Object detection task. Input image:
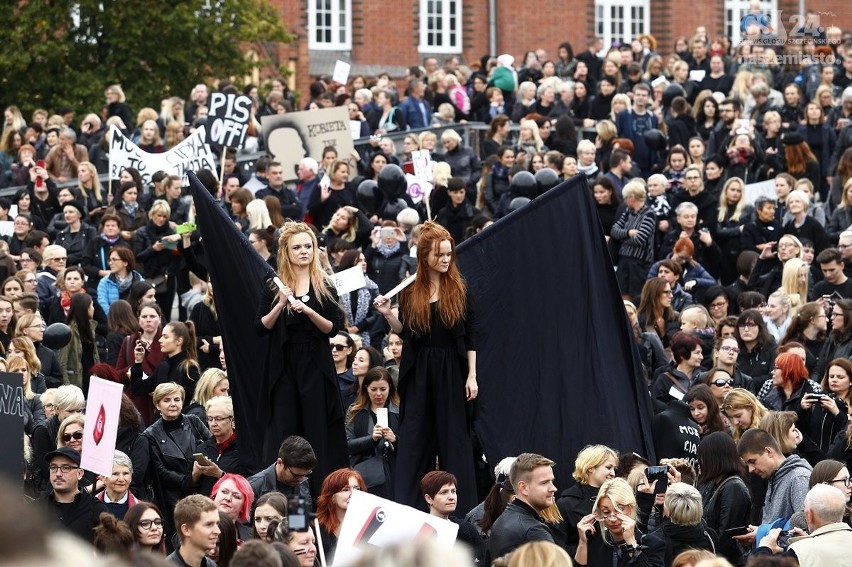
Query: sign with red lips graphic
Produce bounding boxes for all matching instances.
[80,378,123,476]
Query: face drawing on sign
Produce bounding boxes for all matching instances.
[267,127,307,181]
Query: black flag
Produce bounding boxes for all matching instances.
[455,175,655,489]
[188,171,271,473]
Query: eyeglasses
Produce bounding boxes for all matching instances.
[828,477,852,487]
[595,508,624,522]
[709,302,728,309]
[107,257,122,263]
[330,344,348,351]
[43,403,55,410]
[62,431,84,442]
[139,519,164,530]
[28,323,46,330]
[49,464,79,474]
[286,464,312,479]
[207,415,233,423]
[712,378,735,387]
[737,322,757,329]
[832,312,844,318]
[719,345,740,354]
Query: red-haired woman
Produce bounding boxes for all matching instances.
[758,351,823,412]
[316,468,367,562]
[374,221,478,513]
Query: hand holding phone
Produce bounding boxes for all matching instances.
[192,453,213,466]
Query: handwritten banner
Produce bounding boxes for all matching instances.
[206,93,252,148]
[109,125,217,186]
[0,372,25,481]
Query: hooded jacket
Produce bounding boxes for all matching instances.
[762,454,812,523]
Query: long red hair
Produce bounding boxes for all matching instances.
[316,468,367,535]
[400,222,467,335]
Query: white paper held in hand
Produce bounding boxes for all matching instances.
[333,60,351,85]
[332,265,367,295]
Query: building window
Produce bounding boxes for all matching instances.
[725,0,779,48]
[595,0,649,49]
[419,0,461,54]
[308,0,351,50]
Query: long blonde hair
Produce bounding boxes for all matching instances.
[717,177,749,223]
[77,161,103,203]
[274,222,335,306]
[721,388,768,441]
[779,259,807,316]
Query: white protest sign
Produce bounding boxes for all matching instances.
[411,150,432,182]
[744,179,777,205]
[333,60,352,86]
[207,93,253,148]
[80,377,124,477]
[349,120,362,140]
[0,221,13,238]
[109,125,217,187]
[405,173,433,205]
[332,490,458,567]
[332,265,367,295]
[689,70,706,82]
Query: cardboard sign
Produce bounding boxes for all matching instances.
[207,93,253,148]
[744,179,777,205]
[411,150,432,182]
[261,108,355,182]
[332,265,367,295]
[0,372,25,482]
[109,125,217,187]
[689,70,706,82]
[405,174,433,205]
[80,377,124,477]
[333,490,458,567]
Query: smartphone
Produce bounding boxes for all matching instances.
[376,407,389,428]
[380,228,395,239]
[192,453,212,466]
[724,526,750,537]
[35,160,45,188]
[645,465,667,481]
[288,496,308,531]
[653,475,669,495]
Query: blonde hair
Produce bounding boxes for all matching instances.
[717,177,749,223]
[573,445,618,484]
[192,369,228,406]
[76,161,103,203]
[432,161,452,188]
[57,414,85,447]
[622,180,647,201]
[54,384,85,413]
[152,382,185,406]
[507,541,573,567]
[663,482,704,526]
[518,119,545,152]
[721,388,768,440]
[148,199,171,220]
[6,355,34,400]
[593,478,637,534]
[779,259,807,316]
[759,410,799,452]
[274,222,336,306]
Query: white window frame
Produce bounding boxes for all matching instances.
[724,0,779,48]
[308,0,351,51]
[595,0,649,50]
[418,0,462,54]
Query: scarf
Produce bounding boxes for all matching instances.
[578,162,599,178]
[377,241,400,258]
[60,291,73,317]
[100,233,120,244]
[340,277,379,345]
[726,146,754,165]
[123,201,139,217]
[113,272,135,295]
[492,163,509,179]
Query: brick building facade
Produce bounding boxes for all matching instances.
[266,0,852,105]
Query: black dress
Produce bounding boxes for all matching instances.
[394,297,478,514]
[254,281,349,500]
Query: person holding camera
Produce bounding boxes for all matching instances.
[115,301,164,426]
[758,351,824,413]
[797,358,850,453]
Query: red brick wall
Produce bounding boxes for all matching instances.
[268,0,852,105]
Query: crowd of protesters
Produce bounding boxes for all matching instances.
[7,10,852,567]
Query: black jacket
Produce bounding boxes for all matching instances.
[651,519,718,567]
[30,415,61,492]
[54,224,98,267]
[131,351,201,404]
[487,499,553,563]
[247,463,313,510]
[135,221,177,278]
[199,435,253,497]
[144,414,211,522]
[556,483,599,553]
[116,424,153,501]
[41,489,109,544]
[698,475,751,564]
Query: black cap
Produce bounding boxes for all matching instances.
[782,131,804,145]
[44,446,81,466]
[62,200,86,218]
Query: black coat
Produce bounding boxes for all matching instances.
[556,483,599,554]
[651,519,719,567]
[41,489,109,544]
[144,415,211,529]
[30,415,60,492]
[131,351,201,404]
[134,221,177,278]
[365,245,416,295]
[116,425,153,501]
[796,392,849,452]
[345,405,400,497]
[487,500,554,563]
[698,476,751,565]
[199,435,253,497]
[37,342,63,389]
[189,302,222,371]
[54,224,98,267]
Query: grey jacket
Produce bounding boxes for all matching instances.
[762,455,812,523]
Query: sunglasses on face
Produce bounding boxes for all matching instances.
[712,378,734,387]
[330,344,348,351]
[62,431,83,442]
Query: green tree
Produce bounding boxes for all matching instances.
[0,0,291,117]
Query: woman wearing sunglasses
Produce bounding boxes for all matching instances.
[575,478,665,566]
[56,413,98,490]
